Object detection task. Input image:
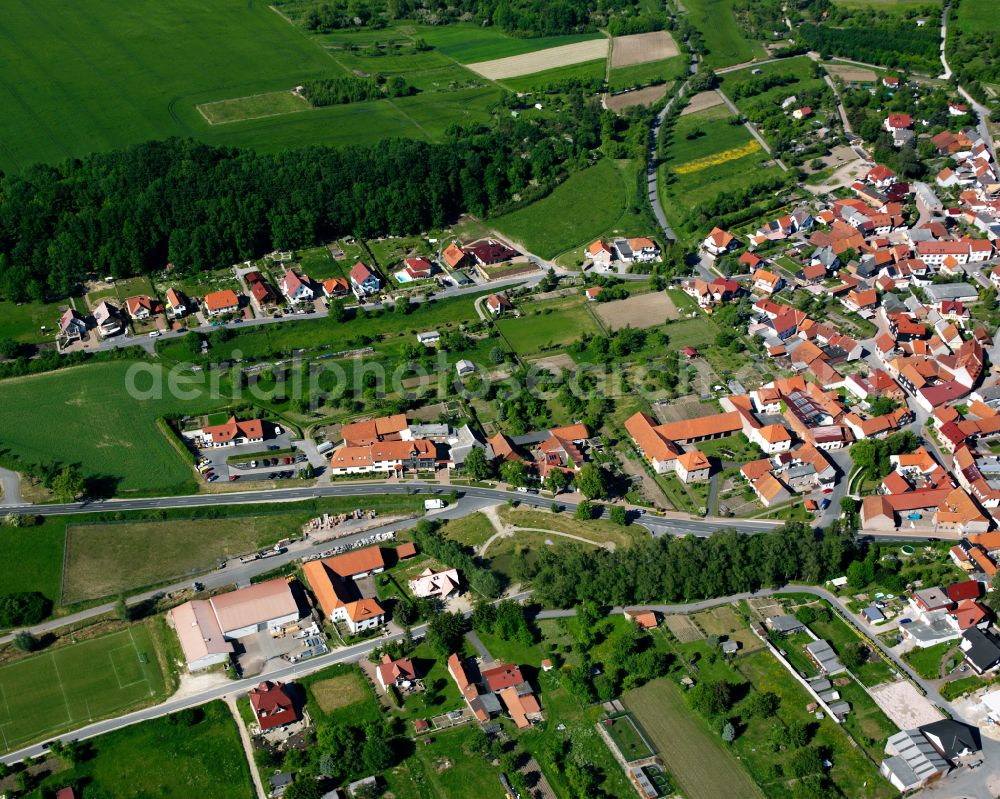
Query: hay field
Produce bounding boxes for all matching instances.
[606,84,669,110]
[681,90,725,116]
[467,38,609,79]
[611,31,679,68]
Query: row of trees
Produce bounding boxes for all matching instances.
[411,519,504,597]
[300,75,413,106]
[0,103,603,302]
[522,521,857,608]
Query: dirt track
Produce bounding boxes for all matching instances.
[468,39,609,80]
[611,31,679,68]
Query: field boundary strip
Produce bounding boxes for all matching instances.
[674,140,761,174]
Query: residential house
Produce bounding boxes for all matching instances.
[246,272,276,307]
[881,729,949,792]
[349,262,382,298]
[201,416,265,447]
[468,240,519,267]
[624,237,661,262]
[165,288,190,318]
[203,289,241,317]
[442,243,469,270]
[675,450,711,483]
[486,293,513,315]
[93,300,124,337]
[376,654,419,692]
[329,439,437,475]
[279,269,315,303]
[408,568,461,600]
[249,681,299,730]
[403,257,436,280]
[960,627,1000,674]
[323,277,350,298]
[586,240,614,269]
[59,308,88,342]
[703,227,737,256]
[752,269,781,295]
[125,295,155,321]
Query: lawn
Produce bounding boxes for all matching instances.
[489,159,634,260]
[496,296,602,356]
[720,57,828,115]
[624,678,763,799]
[0,623,167,753]
[0,300,59,345]
[903,641,954,679]
[606,713,655,761]
[438,512,496,549]
[22,701,253,799]
[682,0,767,70]
[496,505,645,548]
[301,663,381,727]
[411,25,606,65]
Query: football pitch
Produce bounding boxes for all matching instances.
[0,625,165,753]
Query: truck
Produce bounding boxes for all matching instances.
[424,498,446,510]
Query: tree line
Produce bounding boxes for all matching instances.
[300,75,414,106]
[517,521,857,608]
[0,102,602,303]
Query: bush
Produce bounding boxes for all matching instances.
[0,592,52,628]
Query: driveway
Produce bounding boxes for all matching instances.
[0,468,22,506]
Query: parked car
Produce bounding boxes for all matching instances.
[230,474,239,481]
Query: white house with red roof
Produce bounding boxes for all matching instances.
[279,269,315,303]
[486,293,513,315]
[125,295,155,321]
[586,240,614,270]
[885,114,913,133]
[201,416,266,447]
[59,308,88,342]
[165,288,190,318]
[349,261,381,298]
[403,257,436,280]
[408,567,461,600]
[703,227,737,257]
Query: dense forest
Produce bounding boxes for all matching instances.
[521,522,856,608]
[798,22,941,72]
[0,101,602,302]
[277,0,640,36]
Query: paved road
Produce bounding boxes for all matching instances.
[0,468,22,506]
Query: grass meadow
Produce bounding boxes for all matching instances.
[682,0,767,70]
[489,159,634,260]
[22,700,253,799]
[0,300,59,345]
[498,59,608,93]
[0,624,166,753]
[496,296,602,355]
[0,515,65,606]
[953,0,998,35]
[608,55,688,92]
[719,56,827,114]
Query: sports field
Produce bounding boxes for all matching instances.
[682,0,767,70]
[0,625,166,753]
[489,159,633,260]
[198,91,311,125]
[0,361,226,495]
[624,679,762,799]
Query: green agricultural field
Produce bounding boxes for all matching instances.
[683,0,767,70]
[834,0,940,7]
[384,24,605,65]
[0,361,224,495]
[0,624,167,753]
[498,59,608,93]
[490,159,633,260]
[0,0,338,171]
[608,55,688,92]
[496,296,601,355]
[625,679,763,799]
[22,701,253,799]
[953,0,997,32]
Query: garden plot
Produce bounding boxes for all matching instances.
[467,39,609,79]
[594,292,678,330]
[664,614,703,643]
[610,31,679,68]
